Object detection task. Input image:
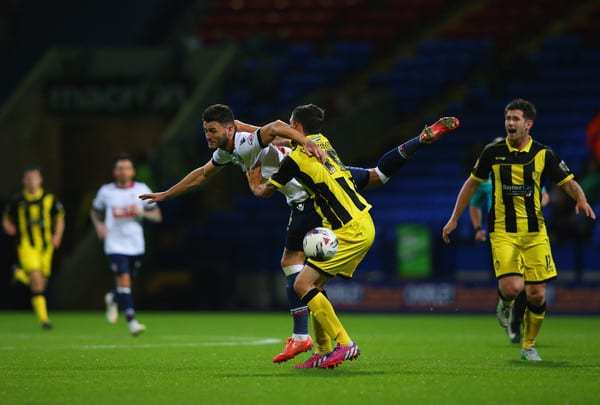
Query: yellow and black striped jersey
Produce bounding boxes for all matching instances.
[471,136,573,234]
[3,189,64,250]
[269,133,372,230]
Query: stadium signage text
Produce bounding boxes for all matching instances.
[46,81,189,114]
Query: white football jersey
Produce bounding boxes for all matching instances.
[212,131,309,205]
[211,131,263,172]
[92,182,156,255]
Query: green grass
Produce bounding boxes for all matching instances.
[1,312,599,404]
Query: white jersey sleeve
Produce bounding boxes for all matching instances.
[92,185,107,211]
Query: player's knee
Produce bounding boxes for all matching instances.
[499,284,520,300]
[30,285,45,294]
[293,277,309,297]
[281,252,304,270]
[526,289,545,306]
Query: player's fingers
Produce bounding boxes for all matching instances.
[575,205,580,215]
[319,149,328,163]
[588,206,596,220]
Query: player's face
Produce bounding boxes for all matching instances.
[22,170,42,192]
[505,109,532,143]
[113,160,135,184]
[203,121,233,150]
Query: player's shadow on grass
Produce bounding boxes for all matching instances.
[220,370,387,378]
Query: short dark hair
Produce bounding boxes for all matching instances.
[203,104,235,124]
[113,153,134,168]
[23,165,42,175]
[291,104,325,134]
[505,98,537,121]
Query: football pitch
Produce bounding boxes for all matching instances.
[1,312,599,404]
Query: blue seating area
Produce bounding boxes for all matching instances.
[182,35,599,282]
[224,41,374,123]
[370,40,492,114]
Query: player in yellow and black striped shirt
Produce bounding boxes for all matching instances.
[250,127,375,369]
[2,166,65,329]
[442,99,596,361]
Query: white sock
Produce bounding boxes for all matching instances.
[292,333,310,341]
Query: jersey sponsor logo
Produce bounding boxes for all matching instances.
[248,134,254,145]
[559,160,570,173]
[112,205,139,219]
[502,184,533,197]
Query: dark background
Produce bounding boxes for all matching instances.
[1,0,599,312]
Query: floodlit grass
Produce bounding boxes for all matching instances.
[1,312,599,404]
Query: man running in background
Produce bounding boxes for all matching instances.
[91,154,162,336]
[3,166,65,329]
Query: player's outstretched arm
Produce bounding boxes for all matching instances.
[139,160,223,203]
[236,119,290,146]
[260,120,327,162]
[560,179,596,219]
[235,120,260,133]
[442,176,480,243]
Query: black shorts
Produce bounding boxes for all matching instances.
[285,201,323,252]
[108,254,143,275]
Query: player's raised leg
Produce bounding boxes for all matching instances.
[355,116,460,189]
[12,265,30,286]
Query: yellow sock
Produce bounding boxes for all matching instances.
[311,312,333,354]
[522,303,546,349]
[13,268,30,286]
[303,290,351,346]
[31,294,49,323]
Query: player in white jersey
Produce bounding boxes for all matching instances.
[91,154,162,336]
[241,104,458,365]
[140,103,459,363]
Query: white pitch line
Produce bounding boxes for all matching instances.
[80,338,281,350]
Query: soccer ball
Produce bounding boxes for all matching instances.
[303,227,339,261]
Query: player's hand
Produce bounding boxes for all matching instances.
[474,229,487,242]
[575,200,596,220]
[95,223,108,240]
[304,140,328,163]
[246,164,263,188]
[2,220,16,236]
[139,191,169,203]
[442,219,457,244]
